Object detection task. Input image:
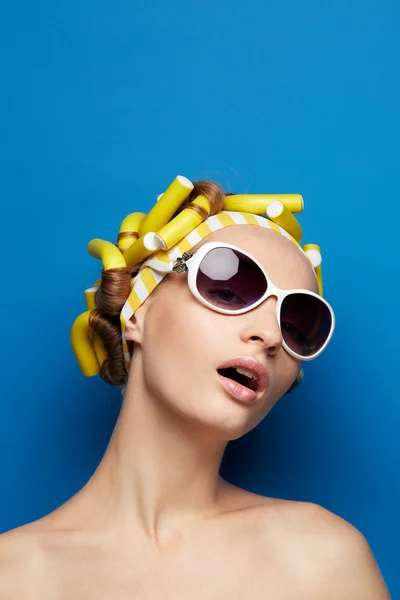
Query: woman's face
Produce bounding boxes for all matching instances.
[125,225,319,439]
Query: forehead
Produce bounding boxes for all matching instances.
[193,224,318,293]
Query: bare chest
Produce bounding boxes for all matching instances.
[43,537,317,600]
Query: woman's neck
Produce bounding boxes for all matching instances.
[72,378,230,549]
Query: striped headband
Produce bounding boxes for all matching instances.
[71,175,324,382]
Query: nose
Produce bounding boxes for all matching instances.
[240,297,283,356]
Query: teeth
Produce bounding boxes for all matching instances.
[235,367,257,381]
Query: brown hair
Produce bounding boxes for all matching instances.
[89,179,299,394]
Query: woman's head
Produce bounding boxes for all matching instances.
[120,223,319,439]
[76,177,334,437]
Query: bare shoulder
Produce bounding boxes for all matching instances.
[0,526,42,568]
[257,499,391,599]
[0,526,49,600]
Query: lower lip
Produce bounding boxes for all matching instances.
[217,374,258,404]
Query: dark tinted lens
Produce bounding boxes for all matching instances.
[281,293,332,357]
[196,247,267,310]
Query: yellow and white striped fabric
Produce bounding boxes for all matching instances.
[120,210,310,370]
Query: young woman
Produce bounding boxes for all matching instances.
[0,178,390,599]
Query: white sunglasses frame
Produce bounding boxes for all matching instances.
[172,241,335,361]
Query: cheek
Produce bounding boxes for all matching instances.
[141,296,214,392]
[153,287,220,352]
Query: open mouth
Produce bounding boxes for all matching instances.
[217,367,258,392]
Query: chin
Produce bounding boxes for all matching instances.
[199,395,267,437]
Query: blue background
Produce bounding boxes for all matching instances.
[0,0,398,594]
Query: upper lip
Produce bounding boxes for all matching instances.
[217,356,269,395]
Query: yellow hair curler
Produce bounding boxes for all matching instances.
[302,243,322,268]
[302,243,323,296]
[84,288,97,311]
[138,175,194,236]
[266,201,303,243]
[71,311,100,376]
[154,194,212,250]
[88,239,126,271]
[314,264,323,297]
[122,231,160,267]
[223,194,304,214]
[117,212,146,252]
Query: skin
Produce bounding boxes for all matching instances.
[0,225,391,599]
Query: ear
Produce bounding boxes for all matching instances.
[124,303,148,346]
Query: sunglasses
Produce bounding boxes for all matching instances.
[170,241,335,361]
